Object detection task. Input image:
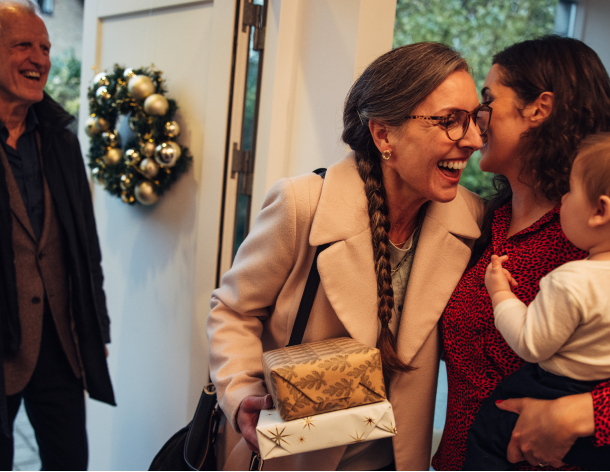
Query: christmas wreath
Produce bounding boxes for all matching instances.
[85,65,192,205]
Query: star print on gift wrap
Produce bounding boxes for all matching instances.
[379,421,398,435]
[302,417,316,431]
[349,430,366,443]
[267,425,292,446]
[85,65,192,205]
[363,415,376,427]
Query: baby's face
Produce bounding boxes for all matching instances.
[561,160,594,251]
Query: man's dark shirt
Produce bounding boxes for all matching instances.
[0,108,44,241]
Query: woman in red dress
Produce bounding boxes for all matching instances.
[433,36,610,470]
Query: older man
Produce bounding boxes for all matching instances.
[0,1,115,469]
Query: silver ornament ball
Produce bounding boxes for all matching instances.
[128,75,155,100]
[155,141,181,168]
[140,158,160,178]
[85,117,99,137]
[143,94,169,116]
[128,114,139,131]
[91,167,102,181]
[104,148,123,166]
[134,181,159,205]
[120,174,133,190]
[92,72,109,88]
[102,131,121,147]
[125,149,141,165]
[123,68,136,80]
[96,86,111,105]
[164,121,180,138]
[140,140,156,158]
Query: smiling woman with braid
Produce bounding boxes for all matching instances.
[207,42,487,471]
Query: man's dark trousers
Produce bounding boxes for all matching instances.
[0,303,87,471]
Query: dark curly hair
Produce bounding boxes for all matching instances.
[471,35,610,265]
[341,42,468,376]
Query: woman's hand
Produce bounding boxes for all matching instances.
[496,393,595,468]
[237,394,274,453]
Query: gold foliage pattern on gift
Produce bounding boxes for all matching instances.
[262,338,386,421]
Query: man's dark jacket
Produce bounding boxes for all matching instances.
[0,93,116,435]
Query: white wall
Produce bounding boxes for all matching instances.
[251,0,397,221]
[573,0,610,71]
[79,1,234,469]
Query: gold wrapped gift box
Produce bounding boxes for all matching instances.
[262,337,386,421]
[256,400,397,460]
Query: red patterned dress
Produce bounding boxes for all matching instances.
[432,202,610,470]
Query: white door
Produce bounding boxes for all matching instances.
[78,1,244,469]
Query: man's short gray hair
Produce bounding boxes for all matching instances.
[0,0,42,38]
[0,0,41,16]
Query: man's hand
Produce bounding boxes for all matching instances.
[237,394,273,453]
[485,254,518,307]
[496,393,595,468]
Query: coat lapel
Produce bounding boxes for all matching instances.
[0,146,37,242]
[396,189,481,365]
[309,155,379,348]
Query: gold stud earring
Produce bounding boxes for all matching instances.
[382,150,392,160]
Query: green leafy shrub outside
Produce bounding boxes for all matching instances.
[44,49,81,133]
[393,0,557,197]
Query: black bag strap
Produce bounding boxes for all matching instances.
[287,167,328,347]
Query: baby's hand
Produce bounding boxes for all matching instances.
[485,254,518,307]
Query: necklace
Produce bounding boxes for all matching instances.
[389,238,407,249]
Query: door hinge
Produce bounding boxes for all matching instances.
[242,0,265,51]
[231,143,254,196]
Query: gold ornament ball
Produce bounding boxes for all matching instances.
[94,116,110,132]
[92,72,109,88]
[154,141,181,168]
[128,75,155,100]
[140,158,160,178]
[102,130,121,147]
[140,140,156,158]
[125,149,141,165]
[143,94,169,116]
[123,68,136,80]
[134,181,159,205]
[96,86,111,105]
[164,121,180,138]
[104,148,123,166]
[120,173,133,190]
[85,117,99,137]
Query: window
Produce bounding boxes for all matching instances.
[394,0,571,198]
[37,0,53,15]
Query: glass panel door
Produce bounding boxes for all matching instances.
[216,0,267,285]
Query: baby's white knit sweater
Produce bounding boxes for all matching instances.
[495,260,610,381]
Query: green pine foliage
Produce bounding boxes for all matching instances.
[394,0,557,197]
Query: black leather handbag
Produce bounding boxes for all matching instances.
[149,168,327,471]
[149,382,220,470]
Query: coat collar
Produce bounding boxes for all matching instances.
[309,153,481,360]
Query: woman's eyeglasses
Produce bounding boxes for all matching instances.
[405,104,493,142]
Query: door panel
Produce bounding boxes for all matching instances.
[79,1,237,469]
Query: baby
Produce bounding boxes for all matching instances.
[464,133,610,470]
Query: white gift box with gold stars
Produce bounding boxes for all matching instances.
[256,400,397,460]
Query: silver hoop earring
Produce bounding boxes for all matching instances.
[382,150,391,160]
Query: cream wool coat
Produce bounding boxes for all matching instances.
[207,154,483,470]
